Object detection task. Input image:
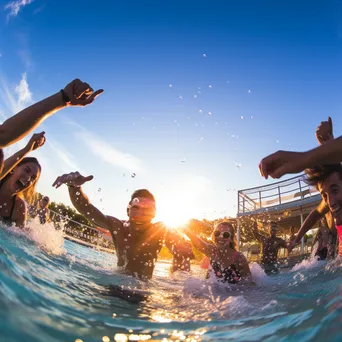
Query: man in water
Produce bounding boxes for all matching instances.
[252,221,287,275]
[52,172,194,280]
[287,117,337,257]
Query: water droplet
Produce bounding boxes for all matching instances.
[131,173,136,178]
[208,112,212,116]
[194,94,197,98]
[113,231,118,235]
[209,85,212,89]
[181,159,186,163]
[169,84,172,87]
[98,188,101,192]
[250,116,253,119]
[248,90,251,93]
[141,117,144,120]
[76,191,80,195]
[276,140,279,143]
[202,53,207,57]
[240,116,244,119]
[199,109,203,114]
[179,95,183,100]
[123,173,126,177]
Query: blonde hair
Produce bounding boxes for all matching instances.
[211,221,237,250]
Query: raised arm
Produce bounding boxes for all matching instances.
[288,202,326,253]
[316,117,334,146]
[0,132,46,180]
[0,79,103,148]
[252,221,266,244]
[181,219,216,256]
[52,172,112,230]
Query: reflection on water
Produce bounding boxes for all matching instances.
[1,225,342,341]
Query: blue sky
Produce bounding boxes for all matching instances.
[0,0,342,225]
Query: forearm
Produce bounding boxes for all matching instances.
[68,186,109,229]
[0,92,65,148]
[294,209,322,244]
[304,135,342,167]
[182,229,210,255]
[0,145,31,179]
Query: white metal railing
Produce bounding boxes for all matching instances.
[237,174,319,215]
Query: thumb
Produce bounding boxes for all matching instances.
[85,89,104,104]
[84,175,94,183]
[328,116,333,133]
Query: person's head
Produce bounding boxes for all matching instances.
[2,157,41,204]
[305,164,342,225]
[211,221,237,250]
[40,196,50,208]
[127,189,156,224]
[269,221,278,238]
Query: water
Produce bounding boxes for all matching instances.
[1,224,342,342]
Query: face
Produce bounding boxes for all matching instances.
[213,223,233,249]
[128,197,156,224]
[40,196,50,208]
[10,162,40,194]
[269,224,277,237]
[319,172,342,225]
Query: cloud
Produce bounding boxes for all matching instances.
[0,72,33,114]
[66,120,143,172]
[77,130,143,172]
[4,0,33,20]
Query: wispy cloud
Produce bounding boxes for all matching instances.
[66,120,143,172]
[4,0,33,20]
[0,72,33,114]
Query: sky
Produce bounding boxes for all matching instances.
[0,0,342,226]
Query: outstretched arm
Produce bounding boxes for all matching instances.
[252,221,266,244]
[0,132,46,180]
[52,172,112,230]
[0,79,103,148]
[181,219,216,256]
[288,202,326,253]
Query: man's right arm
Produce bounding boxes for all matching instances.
[252,222,266,244]
[68,186,112,230]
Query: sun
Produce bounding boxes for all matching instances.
[155,192,195,229]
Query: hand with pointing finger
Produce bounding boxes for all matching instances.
[52,172,94,189]
[63,79,103,107]
[316,117,333,145]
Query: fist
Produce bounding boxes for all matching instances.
[26,132,46,151]
[316,117,333,145]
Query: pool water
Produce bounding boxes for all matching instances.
[1,224,342,342]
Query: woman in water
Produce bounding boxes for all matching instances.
[0,133,45,227]
[183,220,251,283]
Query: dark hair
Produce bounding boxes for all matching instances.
[212,221,237,250]
[130,189,155,203]
[305,164,342,188]
[2,157,41,204]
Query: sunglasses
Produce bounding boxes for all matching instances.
[214,231,231,239]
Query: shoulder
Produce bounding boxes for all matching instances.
[106,216,124,229]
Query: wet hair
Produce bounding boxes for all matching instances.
[212,221,237,250]
[1,157,41,204]
[130,189,155,203]
[305,164,342,189]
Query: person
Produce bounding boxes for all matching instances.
[0,157,41,227]
[182,220,251,283]
[303,163,342,257]
[277,117,338,255]
[30,195,51,225]
[312,218,333,261]
[252,221,287,275]
[52,171,194,280]
[0,78,103,173]
[0,132,46,227]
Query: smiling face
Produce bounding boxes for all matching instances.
[213,223,234,250]
[269,223,277,238]
[128,197,156,224]
[40,196,50,208]
[9,162,41,194]
[318,171,342,225]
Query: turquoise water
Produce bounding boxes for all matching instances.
[1,226,342,342]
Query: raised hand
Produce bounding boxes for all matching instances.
[259,150,308,179]
[26,132,46,151]
[63,79,103,107]
[52,171,94,189]
[316,117,333,145]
